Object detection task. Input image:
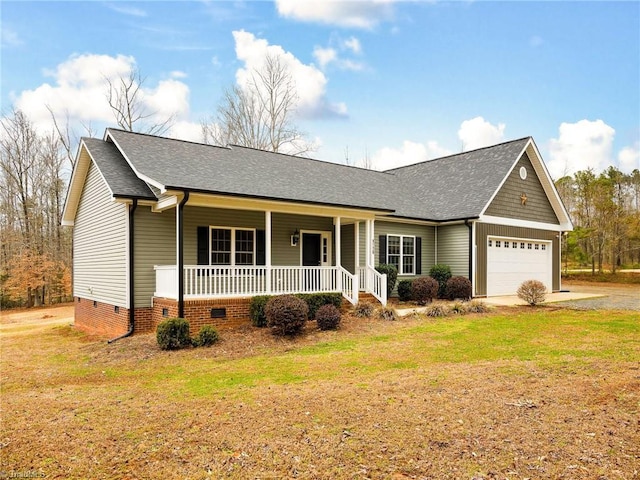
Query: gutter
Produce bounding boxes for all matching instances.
[464,219,473,287]
[177,191,190,318]
[108,199,138,344]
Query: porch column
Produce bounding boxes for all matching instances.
[176,192,189,318]
[265,211,272,294]
[365,219,374,268]
[335,216,342,292]
[354,221,360,271]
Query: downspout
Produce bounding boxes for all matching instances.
[177,191,190,318]
[464,219,473,292]
[108,199,138,344]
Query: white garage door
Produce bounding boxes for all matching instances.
[486,237,552,296]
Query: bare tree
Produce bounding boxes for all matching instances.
[202,54,314,155]
[46,106,95,169]
[106,69,174,135]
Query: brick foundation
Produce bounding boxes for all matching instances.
[76,293,382,337]
[152,297,251,335]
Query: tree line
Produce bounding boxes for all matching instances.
[556,167,640,273]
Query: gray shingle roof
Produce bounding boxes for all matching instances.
[83,138,156,200]
[107,129,398,212]
[97,128,530,221]
[386,137,530,220]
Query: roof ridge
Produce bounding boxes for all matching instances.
[106,127,232,151]
[384,136,531,173]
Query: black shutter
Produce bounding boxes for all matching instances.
[378,235,386,265]
[256,230,266,266]
[415,237,422,274]
[197,226,209,265]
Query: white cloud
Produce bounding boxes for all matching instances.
[105,3,147,17]
[170,70,188,79]
[275,0,396,29]
[618,143,640,173]
[547,119,616,179]
[13,53,195,142]
[1,27,23,48]
[344,36,362,54]
[313,47,337,70]
[232,30,347,118]
[372,140,452,171]
[458,116,506,151]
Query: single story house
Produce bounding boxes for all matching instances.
[62,128,572,337]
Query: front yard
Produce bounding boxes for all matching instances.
[1,303,638,479]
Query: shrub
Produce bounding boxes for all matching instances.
[375,264,398,299]
[517,280,547,306]
[249,295,272,327]
[297,292,343,319]
[265,294,308,336]
[411,277,439,305]
[397,279,413,302]
[353,302,375,318]
[377,306,397,321]
[445,276,472,300]
[192,325,220,347]
[316,304,341,330]
[429,264,452,298]
[156,318,191,350]
[467,300,491,313]
[450,302,468,315]
[425,304,450,318]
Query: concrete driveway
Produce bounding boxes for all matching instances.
[484,282,640,310]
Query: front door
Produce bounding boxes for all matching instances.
[302,233,321,266]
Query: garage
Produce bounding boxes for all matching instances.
[486,236,552,296]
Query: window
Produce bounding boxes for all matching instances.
[520,242,525,249]
[535,243,539,250]
[541,244,547,251]
[496,240,501,248]
[527,243,532,250]
[210,227,255,265]
[512,242,518,249]
[504,241,509,248]
[387,235,415,275]
[488,240,492,247]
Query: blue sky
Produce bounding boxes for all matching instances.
[2,1,639,177]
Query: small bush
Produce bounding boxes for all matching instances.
[411,277,439,305]
[377,306,397,321]
[445,276,472,300]
[425,304,450,318]
[375,264,398,299]
[467,300,491,313]
[517,280,547,306]
[156,318,191,350]
[429,264,452,298]
[316,304,341,330]
[192,325,220,347]
[297,292,343,319]
[450,302,468,315]
[353,302,375,318]
[249,295,272,327]
[397,279,413,302]
[265,294,308,336]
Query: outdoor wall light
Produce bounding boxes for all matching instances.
[291,229,300,246]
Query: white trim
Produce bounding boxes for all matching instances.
[209,226,257,266]
[153,195,178,212]
[479,214,569,232]
[471,221,477,296]
[434,225,438,264]
[480,142,528,218]
[125,202,131,309]
[105,131,166,192]
[386,233,416,276]
[354,221,360,270]
[299,230,332,267]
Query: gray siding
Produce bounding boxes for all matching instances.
[374,221,436,279]
[272,213,333,266]
[134,207,176,307]
[184,206,265,264]
[73,161,128,306]
[341,223,355,273]
[436,224,470,278]
[485,152,559,224]
[475,223,560,296]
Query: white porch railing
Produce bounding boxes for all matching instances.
[358,266,388,306]
[154,265,361,305]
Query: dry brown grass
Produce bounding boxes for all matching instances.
[1,304,638,479]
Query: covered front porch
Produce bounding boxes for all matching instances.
[149,192,388,311]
